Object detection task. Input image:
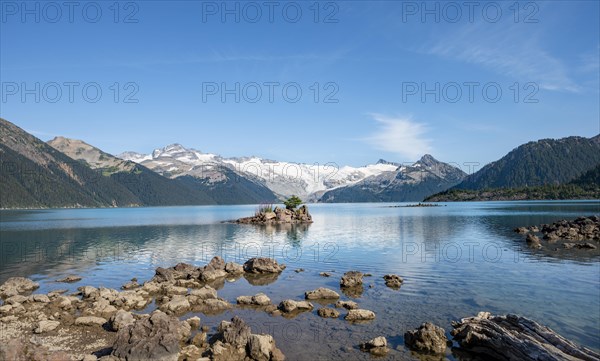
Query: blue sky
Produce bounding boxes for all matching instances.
[1,1,599,169]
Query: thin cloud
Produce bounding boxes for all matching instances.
[425,15,580,93]
[364,114,433,160]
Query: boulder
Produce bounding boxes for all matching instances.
[405,322,447,354]
[278,299,314,313]
[345,309,375,321]
[451,312,599,361]
[112,310,191,361]
[31,294,51,303]
[360,336,388,356]
[225,262,244,275]
[34,320,61,333]
[191,285,217,300]
[236,293,271,306]
[161,295,191,314]
[0,277,39,299]
[340,271,363,288]
[110,310,136,331]
[243,258,286,274]
[305,287,340,300]
[526,233,541,248]
[334,300,359,310]
[383,274,403,288]
[317,308,340,318]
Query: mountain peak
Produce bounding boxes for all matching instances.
[376,159,399,166]
[416,154,438,166]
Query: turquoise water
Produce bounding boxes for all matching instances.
[1,201,599,360]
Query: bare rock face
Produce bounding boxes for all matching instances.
[451,312,600,361]
[0,277,40,299]
[304,287,340,300]
[243,258,286,274]
[340,271,363,288]
[404,322,447,354]
[112,310,191,361]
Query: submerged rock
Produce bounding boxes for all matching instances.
[404,322,447,354]
[56,275,82,283]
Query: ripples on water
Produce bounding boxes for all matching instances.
[1,201,599,360]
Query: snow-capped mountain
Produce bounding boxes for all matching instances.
[119,144,399,200]
[319,154,467,202]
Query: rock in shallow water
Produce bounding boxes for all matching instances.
[345,309,375,321]
[404,322,447,354]
[451,312,600,361]
[112,310,191,361]
[243,258,286,274]
[304,287,340,300]
[340,271,363,288]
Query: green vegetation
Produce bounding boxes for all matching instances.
[425,165,600,202]
[256,203,274,215]
[455,136,600,190]
[283,195,303,210]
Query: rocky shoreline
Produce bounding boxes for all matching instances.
[0,256,597,360]
[515,215,599,253]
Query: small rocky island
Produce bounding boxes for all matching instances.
[236,196,313,225]
[515,215,599,253]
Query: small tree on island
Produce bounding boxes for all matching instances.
[283,195,303,210]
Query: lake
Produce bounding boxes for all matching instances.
[1,201,599,360]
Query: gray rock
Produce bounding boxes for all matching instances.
[334,300,359,310]
[317,307,340,318]
[405,322,447,354]
[243,258,286,274]
[112,310,191,361]
[360,336,388,356]
[110,310,135,331]
[278,299,314,313]
[340,271,363,288]
[56,275,82,283]
[345,309,375,321]
[383,274,403,288]
[0,277,39,299]
[305,287,340,300]
[236,293,271,306]
[34,320,60,333]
